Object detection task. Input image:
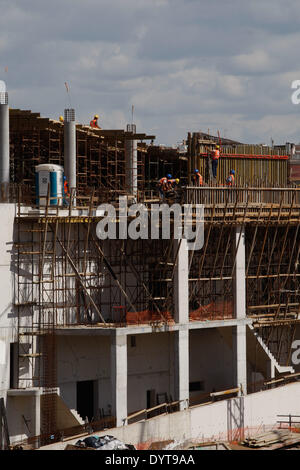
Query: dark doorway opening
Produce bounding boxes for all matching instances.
[76,380,94,422]
[146,389,156,409]
[10,343,18,389]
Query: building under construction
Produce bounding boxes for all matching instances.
[0,86,300,449]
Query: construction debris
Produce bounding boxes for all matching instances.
[72,435,135,450]
[242,429,300,449]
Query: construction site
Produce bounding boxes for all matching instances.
[1,82,300,451]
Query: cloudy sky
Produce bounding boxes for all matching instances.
[1,0,300,145]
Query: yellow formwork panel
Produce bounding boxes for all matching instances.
[195,156,288,186]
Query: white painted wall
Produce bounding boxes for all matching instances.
[0,204,16,399]
[6,395,35,442]
[40,381,300,449]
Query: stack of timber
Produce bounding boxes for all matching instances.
[242,429,300,449]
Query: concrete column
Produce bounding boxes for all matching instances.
[64,108,76,192]
[173,238,189,323]
[0,90,9,188]
[233,226,247,395]
[110,332,127,427]
[125,124,137,200]
[270,361,275,380]
[234,226,246,320]
[232,325,247,395]
[174,327,189,410]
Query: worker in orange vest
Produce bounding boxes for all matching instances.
[192,169,203,186]
[157,175,169,200]
[168,178,180,188]
[63,176,70,205]
[211,144,220,179]
[226,169,235,186]
[90,114,101,129]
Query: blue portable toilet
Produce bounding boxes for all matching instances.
[35,164,64,206]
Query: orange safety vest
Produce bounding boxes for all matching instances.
[90,119,99,128]
[212,149,220,160]
[192,173,203,186]
[196,173,203,186]
[158,177,168,190]
[64,180,70,196]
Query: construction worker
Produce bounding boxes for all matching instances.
[211,144,220,179]
[90,114,101,129]
[63,175,70,205]
[166,173,174,190]
[165,177,180,202]
[167,177,180,190]
[59,115,64,123]
[157,175,170,201]
[226,169,235,186]
[192,169,203,186]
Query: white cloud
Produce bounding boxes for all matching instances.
[231,50,275,74]
[219,75,246,97]
[1,0,300,145]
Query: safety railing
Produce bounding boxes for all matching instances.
[247,372,300,394]
[3,182,300,209]
[126,400,182,425]
[189,387,240,407]
[3,182,300,222]
[9,415,116,450]
[185,186,300,206]
[277,414,300,430]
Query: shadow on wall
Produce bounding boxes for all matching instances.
[6,395,34,442]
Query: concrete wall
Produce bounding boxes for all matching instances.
[189,328,234,397]
[6,395,35,442]
[57,335,111,416]
[127,332,175,413]
[57,327,255,421]
[0,204,16,399]
[40,381,300,449]
[56,327,241,422]
[57,332,176,418]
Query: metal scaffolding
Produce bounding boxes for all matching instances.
[9,109,154,202]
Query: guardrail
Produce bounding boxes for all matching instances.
[126,400,182,425]
[127,388,241,424]
[189,387,240,407]
[185,186,300,206]
[277,414,300,429]
[2,182,300,208]
[247,371,300,394]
